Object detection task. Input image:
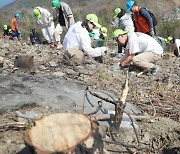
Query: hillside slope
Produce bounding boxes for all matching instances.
[0,0,179,38]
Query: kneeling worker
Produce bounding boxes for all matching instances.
[63,14,108,58]
[3,25,12,37]
[113,29,163,74]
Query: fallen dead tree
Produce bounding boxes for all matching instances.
[89,71,129,131]
[88,71,145,153]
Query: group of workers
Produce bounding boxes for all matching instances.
[2,0,180,75]
[3,13,22,40]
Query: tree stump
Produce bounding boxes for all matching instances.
[14,55,34,70]
[24,113,104,154]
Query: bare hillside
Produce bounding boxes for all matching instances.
[0,0,179,37]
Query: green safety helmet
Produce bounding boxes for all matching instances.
[3,25,8,30]
[52,0,61,8]
[113,8,121,18]
[113,29,129,38]
[167,36,173,42]
[86,14,101,28]
[100,27,108,37]
[33,8,41,19]
[165,36,173,44]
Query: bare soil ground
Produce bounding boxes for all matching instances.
[0,38,179,154]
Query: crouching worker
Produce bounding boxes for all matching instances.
[63,14,108,58]
[165,36,180,57]
[32,7,55,47]
[113,29,163,74]
[3,25,12,37]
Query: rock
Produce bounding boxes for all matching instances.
[64,68,79,75]
[38,65,47,70]
[6,139,12,144]
[64,48,84,65]
[15,111,39,122]
[0,56,4,67]
[49,60,58,67]
[159,91,166,97]
[53,71,66,77]
[120,119,139,129]
[112,63,120,70]
[140,98,151,105]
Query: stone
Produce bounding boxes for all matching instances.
[0,56,4,67]
[53,71,66,77]
[49,60,58,67]
[64,48,84,65]
[15,111,39,122]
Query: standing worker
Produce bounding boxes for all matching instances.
[32,7,55,47]
[11,13,22,40]
[52,0,75,49]
[111,7,134,58]
[125,1,156,37]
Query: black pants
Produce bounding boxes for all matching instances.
[118,44,123,53]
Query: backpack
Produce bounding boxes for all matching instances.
[141,8,157,27]
[29,28,42,45]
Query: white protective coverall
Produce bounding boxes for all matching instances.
[63,21,108,57]
[112,13,134,32]
[174,39,180,56]
[33,7,55,43]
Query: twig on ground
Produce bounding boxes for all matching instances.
[104,139,150,151]
[148,96,156,118]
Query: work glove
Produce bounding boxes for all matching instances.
[100,47,109,55]
[149,28,155,37]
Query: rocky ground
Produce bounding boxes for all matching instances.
[0,38,179,154]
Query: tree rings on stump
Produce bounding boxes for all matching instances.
[24,113,93,153]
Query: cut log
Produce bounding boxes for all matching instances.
[24,113,104,154]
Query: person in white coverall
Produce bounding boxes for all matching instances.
[52,0,75,49]
[32,7,55,47]
[63,14,108,58]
